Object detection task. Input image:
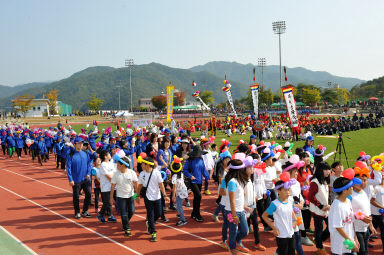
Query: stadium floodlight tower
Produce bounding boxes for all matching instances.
[125,59,134,112]
[272,21,286,94]
[258,58,266,90]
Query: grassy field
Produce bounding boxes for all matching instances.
[66,122,384,168]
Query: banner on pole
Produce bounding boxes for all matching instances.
[166,85,175,123]
[250,83,259,117]
[281,85,299,128]
[132,118,152,128]
[196,96,210,110]
[225,90,237,118]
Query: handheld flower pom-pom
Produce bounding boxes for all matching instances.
[343,239,354,250]
[296,217,303,226]
[354,210,366,220]
[293,207,300,214]
[133,193,137,200]
[301,185,310,191]
[227,213,234,223]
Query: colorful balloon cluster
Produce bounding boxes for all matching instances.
[227,213,234,223]
[222,79,231,92]
[192,90,199,97]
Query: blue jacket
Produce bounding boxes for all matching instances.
[15,136,24,148]
[37,140,47,155]
[44,137,53,148]
[88,135,99,151]
[303,145,315,157]
[183,157,209,184]
[6,136,16,147]
[66,150,92,183]
[157,148,173,169]
[54,142,64,157]
[170,144,178,155]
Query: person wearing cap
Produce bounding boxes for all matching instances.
[37,135,48,165]
[303,136,315,157]
[110,155,138,236]
[137,156,169,242]
[15,132,24,159]
[66,136,92,219]
[54,136,65,169]
[88,131,99,151]
[183,146,210,222]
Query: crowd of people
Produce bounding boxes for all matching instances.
[1,118,384,255]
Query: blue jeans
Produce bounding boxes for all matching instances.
[214,204,224,217]
[294,231,304,255]
[117,196,135,230]
[176,196,185,222]
[204,170,211,191]
[227,210,248,250]
[222,209,229,242]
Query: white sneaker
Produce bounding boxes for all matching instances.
[301,236,314,246]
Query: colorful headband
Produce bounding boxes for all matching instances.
[113,154,130,168]
[275,178,297,190]
[333,178,362,193]
[137,156,154,166]
[228,163,246,170]
[243,157,259,168]
[283,160,305,172]
[314,145,326,157]
[354,166,370,178]
[261,148,275,161]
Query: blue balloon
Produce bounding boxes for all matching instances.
[266,190,271,197]
[160,171,167,181]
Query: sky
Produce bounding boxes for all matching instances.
[1,0,384,86]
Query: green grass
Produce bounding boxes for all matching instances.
[68,122,384,167]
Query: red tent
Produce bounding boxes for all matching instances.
[368,97,378,100]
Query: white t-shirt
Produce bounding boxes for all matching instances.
[266,197,295,238]
[253,172,266,200]
[111,169,138,198]
[171,173,188,199]
[244,180,257,208]
[371,185,384,215]
[351,190,371,232]
[264,166,276,190]
[329,198,354,254]
[224,178,245,212]
[138,168,163,201]
[202,149,215,171]
[99,161,116,192]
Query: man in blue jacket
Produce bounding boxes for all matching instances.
[66,136,92,219]
[183,146,210,222]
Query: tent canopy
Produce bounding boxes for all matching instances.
[369,97,378,100]
[115,111,134,117]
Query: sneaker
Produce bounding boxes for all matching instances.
[229,249,238,255]
[301,236,314,246]
[145,220,150,234]
[185,201,191,207]
[75,213,81,219]
[124,230,132,237]
[176,214,180,218]
[107,216,117,223]
[176,220,187,227]
[194,216,204,222]
[97,214,105,223]
[81,211,91,218]
[219,240,229,249]
[306,228,314,234]
[150,232,157,242]
[160,218,169,223]
[264,226,272,232]
[255,243,266,251]
[168,205,177,211]
[205,190,212,195]
[236,242,250,253]
[316,248,329,255]
[212,214,220,222]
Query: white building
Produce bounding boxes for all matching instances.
[13,99,57,117]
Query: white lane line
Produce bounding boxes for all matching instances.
[0,185,142,255]
[0,225,39,255]
[0,165,222,247]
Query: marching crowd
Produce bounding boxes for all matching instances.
[1,120,384,255]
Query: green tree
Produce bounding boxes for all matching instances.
[336,88,351,105]
[321,89,338,105]
[87,94,104,113]
[151,95,167,110]
[259,88,274,105]
[45,90,58,116]
[12,94,35,117]
[302,88,321,106]
[199,90,214,105]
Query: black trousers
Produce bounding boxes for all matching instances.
[256,199,268,228]
[117,197,135,230]
[72,179,91,214]
[372,215,384,252]
[99,191,113,217]
[276,236,295,255]
[144,197,161,234]
[356,230,369,255]
[247,208,260,244]
[302,209,312,231]
[1,145,7,155]
[23,145,28,155]
[313,215,329,249]
[94,188,101,210]
[190,183,202,218]
[15,148,22,157]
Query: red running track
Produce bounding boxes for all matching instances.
[0,154,382,255]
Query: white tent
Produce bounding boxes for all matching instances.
[115,111,134,117]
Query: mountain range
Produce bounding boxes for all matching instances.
[0,61,367,111]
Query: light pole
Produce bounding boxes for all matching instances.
[272,21,286,101]
[116,80,122,111]
[125,59,134,112]
[258,58,266,91]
